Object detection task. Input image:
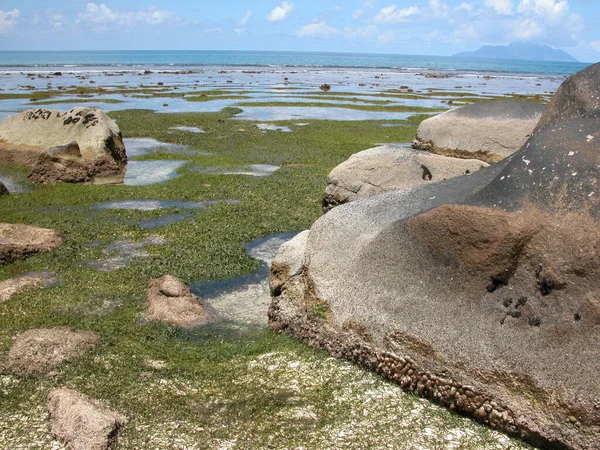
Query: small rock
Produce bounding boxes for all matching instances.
[146,275,217,328]
[0,223,62,265]
[0,181,8,195]
[48,388,125,450]
[6,327,100,375]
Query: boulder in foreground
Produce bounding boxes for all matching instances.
[0,223,62,265]
[412,99,545,163]
[5,327,100,375]
[270,63,600,449]
[146,275,217,328]
[48,388,125,450]
[0,107,126,178]
[322,145,488,211]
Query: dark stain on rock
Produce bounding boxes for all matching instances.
[421,164,433,181]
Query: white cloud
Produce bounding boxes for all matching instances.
[344,25,379,38]
[238,10,252,26]
[0,9,19,34]
[335,6,343,12]
[510,17,544,39]
[429,0,450,17]
[77,3,179,29]
[267,2,294,22]
[590,41,600,52]
[517,0,568,22]
[372,5,420,23]
[452,23,480,41]
[353,8,365,20]
[294,21,337,37]
[485,0,513,15]
[456,2,474,11]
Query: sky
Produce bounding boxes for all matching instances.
[0,0,599,61]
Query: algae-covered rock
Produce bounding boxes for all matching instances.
[48,388,125,450]
[0,223,62,265]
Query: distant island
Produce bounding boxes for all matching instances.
[453,42,578,62]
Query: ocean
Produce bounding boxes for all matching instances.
[0,50,587,121]
[0,50,590,76]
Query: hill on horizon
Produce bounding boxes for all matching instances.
[454,42,578,62]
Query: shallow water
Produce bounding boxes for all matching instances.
[124,160,187,186]
[191,233,296,325]
[0,174,28,193]
[94,199,236,210]
[85,235,166,272]
[192,164,280,177]
[123,138,193,157]
[169,126,204,133]
[255,123,292,132]
[234,106,416,121]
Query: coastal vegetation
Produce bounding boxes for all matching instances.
[0,93,533,447]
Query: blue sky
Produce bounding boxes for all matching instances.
[1,1,599,61]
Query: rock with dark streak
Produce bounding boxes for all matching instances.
[412,100,545,163]
[322,145,488,212]
[0,107,126,179]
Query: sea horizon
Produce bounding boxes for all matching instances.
[0,49,591,76]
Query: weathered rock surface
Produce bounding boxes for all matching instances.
[0,181,8,195]
[48,388,125,450]
[0,223,62,265]
[146,275,217,328]
[535,62,600,131]
[322,145,488,211]
[0,272,56,302]
[0,107,126,177]
[28,141,92,184]
[412,100,545,163]
[269,64,600,449]
[5,327,100,375]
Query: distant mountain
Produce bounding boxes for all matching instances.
[454,43,578,62]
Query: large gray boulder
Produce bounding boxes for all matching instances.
[535,62,600,131]
[0,107,126,178]
[0,223,62,265]
[322,145,488,212]
[412,100,545,163]
[48,388,125,450]
[269,64,600,449]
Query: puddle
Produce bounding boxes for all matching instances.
[169,126,204,133]
[378,142,414,147]
[233,106,415,121]
[256,123,292,132]
[192,164,280,177]
[191,233,296,326]
[124,160,187,186]
[85,235,166,272]
[94,199,236,211]
[295,123,310,126]
[380,123,410,127]
[0,174,28,193]
[123,138,192,157]
[93,199,239,228]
